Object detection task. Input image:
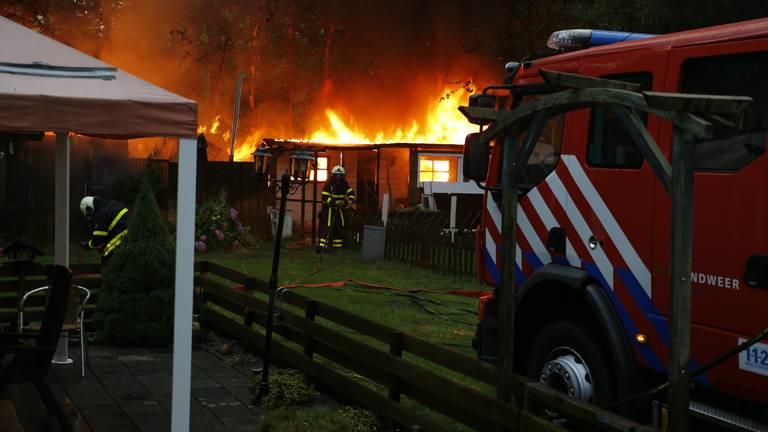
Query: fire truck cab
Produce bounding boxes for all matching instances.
[469,19,768,426]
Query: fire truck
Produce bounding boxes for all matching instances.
[467,19,768,429]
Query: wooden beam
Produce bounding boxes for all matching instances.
[643,91,752,114]
[462,87,715,147]
[499,130,521,414]
[540,69,642,92]
[668,129,695,432]
[610,105,672,193]
[524,382,658,432]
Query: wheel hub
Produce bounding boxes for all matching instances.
[538,349,594,403]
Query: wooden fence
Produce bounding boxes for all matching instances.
[384,211,480,277]
[194,261,654,432]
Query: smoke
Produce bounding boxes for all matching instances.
[6,0,509,157]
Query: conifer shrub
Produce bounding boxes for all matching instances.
[93,179,175,347]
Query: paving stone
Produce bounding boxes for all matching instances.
[226,386,254,406]
[192,386,232,401]
[191,378,221,389]
[206,401,254,418]
[212,376,252,388]
[220,416,262,432]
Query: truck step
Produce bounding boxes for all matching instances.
[690,400,768,432]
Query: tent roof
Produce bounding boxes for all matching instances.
[0,16,197,138]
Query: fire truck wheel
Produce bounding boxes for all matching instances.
[526,320,613,405]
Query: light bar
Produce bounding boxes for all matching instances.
[547,29,655,51]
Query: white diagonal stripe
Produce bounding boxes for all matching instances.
[487,195,502,233]
[485,228,521,269]
[516,204,551,266]
[561,155,651,298]
[527,188,581,267]
[486,229,497,265]
[547,172,614,289]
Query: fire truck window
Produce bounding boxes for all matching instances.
[681,52,768,172]
[310,156,328,182]
[587,72,652,169]
[520,111,565,188]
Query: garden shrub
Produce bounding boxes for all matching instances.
[93,179,175,347]
[251,368,317,409]
[195,188,253,252]
[260,407,381,432]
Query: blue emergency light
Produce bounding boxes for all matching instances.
[547,29,655,51]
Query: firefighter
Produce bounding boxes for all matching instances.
[317,165,356,252]
[79,196,130,263]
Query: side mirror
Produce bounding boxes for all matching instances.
[463,133,490,182]
[467,94,497,126]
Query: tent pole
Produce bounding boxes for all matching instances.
[55,132,69,266]
[172,137,197,432]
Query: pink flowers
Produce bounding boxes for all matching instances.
[214,229,225,241]
[229,208,238,219]
[194,241,207,252]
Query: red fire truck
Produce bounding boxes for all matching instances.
[468,19,768,428]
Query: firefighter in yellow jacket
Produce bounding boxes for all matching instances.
[79,196,129,263]
[318,166,355,252]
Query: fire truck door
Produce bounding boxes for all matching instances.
[656,42,768,338]
[571,72,658,310]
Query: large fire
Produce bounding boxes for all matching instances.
[196,84,475,162]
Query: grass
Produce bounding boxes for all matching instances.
[200,243,489,353]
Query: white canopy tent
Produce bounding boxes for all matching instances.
[1,16,198,431]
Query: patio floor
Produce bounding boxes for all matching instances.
[2,345,263,432]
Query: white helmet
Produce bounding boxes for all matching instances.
[80,196,96,217]
[332,165,345,175]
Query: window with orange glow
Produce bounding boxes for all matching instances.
[310,156,328,182]
[419,156,456,182]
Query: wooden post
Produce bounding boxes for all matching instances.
[300,181,306,237]
[668,129,695,432]
[311,152,319,245]
[304,300,318,359]
[498,130,521,409]
[388,331,404,403]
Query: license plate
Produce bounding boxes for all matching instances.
[738,338,768,377]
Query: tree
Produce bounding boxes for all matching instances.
[93,178,175,347]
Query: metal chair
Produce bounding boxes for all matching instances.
[18,283,91,378]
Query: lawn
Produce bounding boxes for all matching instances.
[200,243,490,354]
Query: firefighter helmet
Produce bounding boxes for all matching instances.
[80,196,96,218]
[332,165,345,175]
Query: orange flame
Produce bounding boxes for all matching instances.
[307,85,473,144]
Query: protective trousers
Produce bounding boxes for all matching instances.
[319,208,345,249]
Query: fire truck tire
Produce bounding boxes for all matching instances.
[526,320,614,405]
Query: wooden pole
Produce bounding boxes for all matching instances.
[311,152,319,245]
[229,72,244,162]
[668,128,695,432]
[498,130,520,409]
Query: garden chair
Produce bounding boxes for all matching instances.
[0,265,73,432]
[18,282,91,378]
